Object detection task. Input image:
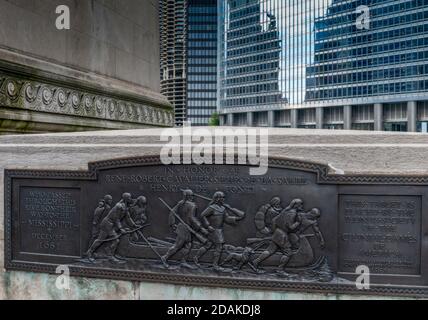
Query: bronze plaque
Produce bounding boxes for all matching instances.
[339,195,421,276]
[4,156,428,297]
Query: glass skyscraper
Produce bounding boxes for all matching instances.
[219,0,428,132]
[187,0,218,126]
[160,0,218,126]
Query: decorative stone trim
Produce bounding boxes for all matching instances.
[0,71,174,127]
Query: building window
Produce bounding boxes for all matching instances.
[352,123,374,131]
[254,112,269,127]
[298,125,317,129]
[384,103,407,122]
[417,122,428,133]
[353,105,374,122]
[323,124,344,130]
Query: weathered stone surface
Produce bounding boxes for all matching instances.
[0,0,171,133]
[0,240,4,269]
[0,177,3,242]
[139,283,337,300]
[0,127,428,174]
[0,240,6,300]
[0,67,174,129]
[65,30,117,79]
[1,271,136,300]
[0,0,161,92]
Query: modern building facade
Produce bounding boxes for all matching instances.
[187,0,218,126]
[160,0,218,126]
[160,0,188,126]
[219,0,428,132]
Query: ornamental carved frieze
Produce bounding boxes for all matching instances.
[0,72,174,127]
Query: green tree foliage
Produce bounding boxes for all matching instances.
[209,112,220,126]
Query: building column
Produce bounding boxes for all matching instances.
[219,114,225,126]
[227,113,234,126]
[374,103,383,131]
[290,109,298,128]
[268,110,275,127]
[247,112,254,127]
[407,101,417,132]
[316,107,324,129]
[343,105,352,130]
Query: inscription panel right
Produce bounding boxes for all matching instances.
[339,195,421,276]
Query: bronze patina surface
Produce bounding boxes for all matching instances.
[5,156,428,297]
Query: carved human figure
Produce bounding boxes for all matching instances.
[86,193,137,263]
[90,195,113,242]
[252,199,305,272]
[161,190,208,268]
[128,196,148,242]
[254,196,283,236]
[193,191,246,271]
[91,200,105,236]
[297,208,325,249]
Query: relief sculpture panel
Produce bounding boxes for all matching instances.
[5,156,428,297]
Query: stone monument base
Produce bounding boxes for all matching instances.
[0,50,173,134]
[2,128,428,300]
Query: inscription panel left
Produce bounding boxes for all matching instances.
[19,187,81,258]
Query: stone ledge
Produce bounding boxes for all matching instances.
[0,47,171,108]
[0,108,158,133]
[0,48,173,132]
[3,126,428,143]
[0,70,174,129]
[0,128,427,174]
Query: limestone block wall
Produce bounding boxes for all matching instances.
[0,0,160,91]
[0,0,173,133]
[1,128,428,300]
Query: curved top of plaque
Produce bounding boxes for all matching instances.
[5,154,428,186]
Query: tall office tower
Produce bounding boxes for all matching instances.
[160,0,188,126]
[219,0,428,132]
[160,0,218,126]
[218,0,284,126]
[187,0,219,126]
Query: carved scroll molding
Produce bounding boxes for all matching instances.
[0,71,174,127]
